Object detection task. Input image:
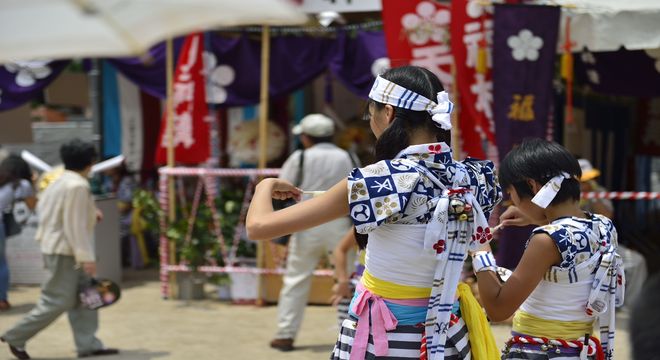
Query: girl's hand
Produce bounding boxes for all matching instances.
[499,205,532,227]
[330,280,352,306]
[259,178,302,201]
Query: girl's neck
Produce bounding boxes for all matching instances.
[409,128,437,145]
[543,200,585,223]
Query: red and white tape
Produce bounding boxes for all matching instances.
[159,167,280,177]
[582,191,660,200]
[163,264,334,277]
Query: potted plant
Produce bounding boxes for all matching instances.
[166,202,218,300]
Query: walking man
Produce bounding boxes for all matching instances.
[1,139,119,359]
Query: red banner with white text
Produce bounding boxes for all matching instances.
[450,0,497,160]
[381,0,453,89]
[155,33,210,164]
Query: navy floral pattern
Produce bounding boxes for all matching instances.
[531,213,618,269]
[347,142,502,234]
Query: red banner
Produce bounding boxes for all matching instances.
[381,0,453,89]
[450,0,497,160]
[155,33,210,164]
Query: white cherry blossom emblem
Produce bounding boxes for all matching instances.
[401,1,450,46]
[4,60,52,87]
[371,57,390,77]
[203,51,235,104]
[507,29,543,61]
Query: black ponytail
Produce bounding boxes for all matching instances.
[372,66,450,162]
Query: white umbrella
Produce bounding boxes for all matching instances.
[0,0,307,63]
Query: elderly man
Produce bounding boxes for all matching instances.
[269,114,358,351]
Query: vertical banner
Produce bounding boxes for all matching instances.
[117,73,144,172]
[450,0,496,159]
[155,33,210,164]
[381,0,453,89]
[493,4,560,158]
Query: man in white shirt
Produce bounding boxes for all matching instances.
[1,140,118,359]
[270,114,357,351]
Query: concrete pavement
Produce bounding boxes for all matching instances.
[0,270,632,359]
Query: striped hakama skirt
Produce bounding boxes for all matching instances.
[330,316,471,360]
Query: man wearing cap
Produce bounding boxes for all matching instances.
[270,114,358,351]
[578,158,647,310]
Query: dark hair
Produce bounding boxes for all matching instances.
[0,154,32,187]
[305,135,334,145]
[369,66,450,161]
[60,139,97,171]
[499,138,581,204]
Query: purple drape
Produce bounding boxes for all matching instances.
[0,31,387,111]
[0,60,70,111]
[574,48,660,97]
[110,31,384,107]
[330,30,388,98]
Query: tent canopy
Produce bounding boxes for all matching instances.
[0,0,307,63]
[553,0,660,52]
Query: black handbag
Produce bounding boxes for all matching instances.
[3,208,21,237]
[271,150,304,246]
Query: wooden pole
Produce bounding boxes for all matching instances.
[166,38,177,298]
[256,25,271,305]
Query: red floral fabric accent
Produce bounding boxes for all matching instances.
[471,226,493,244]
[428,144,443,154]
[433,239,446,254]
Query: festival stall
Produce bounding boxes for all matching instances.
[2,0,659,301]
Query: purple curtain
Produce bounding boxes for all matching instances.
[0,60,70,111]
[574,48,660,97]
[109,31,385,106]
[329,30,388,98]
[0,31,388,111]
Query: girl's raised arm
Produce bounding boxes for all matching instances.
[475,233,560,322]
[246,178,350,241]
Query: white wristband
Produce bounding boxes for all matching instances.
[472,251,497,273]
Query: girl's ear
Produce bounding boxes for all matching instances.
[527,179,542,194]
[384,104,395,125]
[527,179,543,195]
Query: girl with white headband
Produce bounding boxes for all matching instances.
[247,65,502,360]
[474,138,624,360]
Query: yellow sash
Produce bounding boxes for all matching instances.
[361,270,431,299]
[513,310,594,340]
[457,283,499,360]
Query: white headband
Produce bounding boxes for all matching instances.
[531,172,570,208]
[368,75,453,130]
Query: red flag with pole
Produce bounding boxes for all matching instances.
[155,33,210,164]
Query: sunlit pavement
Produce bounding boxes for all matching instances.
[1,270,631,359]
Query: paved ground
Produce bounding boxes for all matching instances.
[0,270,632,360]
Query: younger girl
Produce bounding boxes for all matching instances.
[0,154,35,311]
[474,139,624,359]
[247,65,501,360]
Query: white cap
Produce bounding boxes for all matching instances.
[578,158,601,182]
[291,114,335,137]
